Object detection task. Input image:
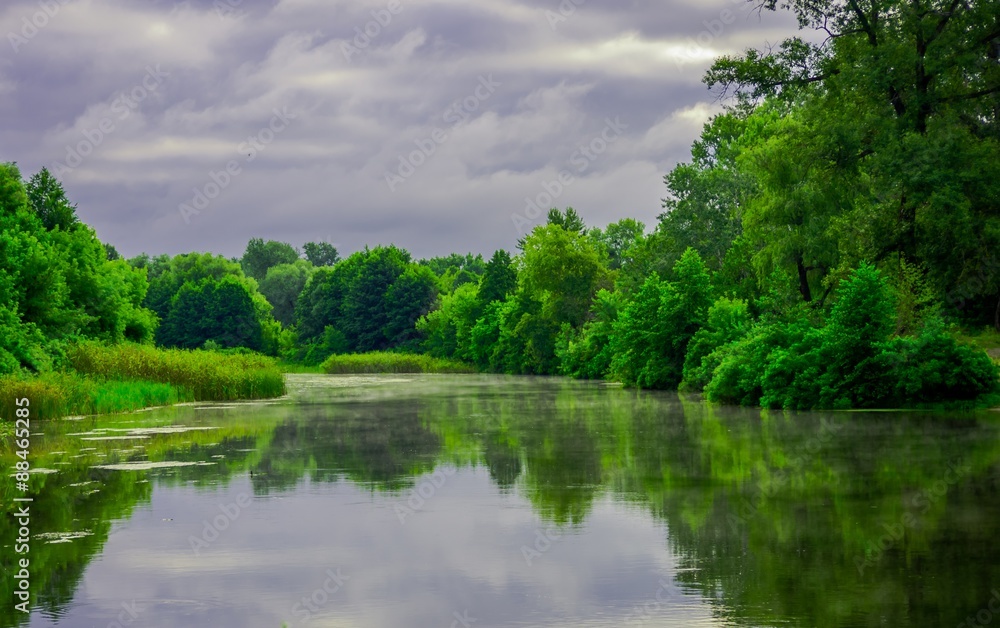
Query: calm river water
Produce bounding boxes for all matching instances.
[3,374,1000,627]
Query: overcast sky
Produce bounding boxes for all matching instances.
[1,0,800,259]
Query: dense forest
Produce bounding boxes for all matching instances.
[2,0,999,410]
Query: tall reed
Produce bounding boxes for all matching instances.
[321,352,475,374]
[68,342,286,401]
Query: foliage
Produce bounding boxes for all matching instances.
[320,351,476,374]
[68,341,286,401]
[680,297,750,392]
[417,283,481,360]
[611,249,713,389]
[302,241,339,266]
[0,371,187,420]
[159,276,264,351]
[0,163,157,375]
[241,238,300,281]
[259,260,314,327]
[556,289,622,379]
[478,249,517,305]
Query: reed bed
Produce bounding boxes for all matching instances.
[321,352,476,374]
[68,342,286,401]
[0,372,186,421]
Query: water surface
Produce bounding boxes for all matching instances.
[3,374,1000,627]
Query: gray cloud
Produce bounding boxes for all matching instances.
[0,0,802,259]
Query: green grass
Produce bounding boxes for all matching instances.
[321,352,476,374]
[0,371,189,421]
[68,341,286,401]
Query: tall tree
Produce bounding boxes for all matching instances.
[303,241,339,267]
[241,238,300,281]
[26,167,78,231]
[478,250,517,305]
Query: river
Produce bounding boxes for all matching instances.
[3,374,1000,627]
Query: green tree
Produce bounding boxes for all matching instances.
[383,265,439,349]
[589,219,645,271]
[611,249,714,389]
[303,241,339,267]
[26,167,78,231]
[478,250,517,305]
[259,261,314,327]
[241,238,300,281]
[160,277,263,350]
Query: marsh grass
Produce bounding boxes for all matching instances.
[68,342,286,401]
[321,352,476,374]
[0,372,187,421]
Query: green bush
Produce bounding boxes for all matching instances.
[881,321,1000,405]
[681,297,750,391]
[610,249,713,389]
[704,265,999,409]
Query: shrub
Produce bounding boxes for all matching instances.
[321,352,476,374]
[880,320,999,405]
[681,297,750,391]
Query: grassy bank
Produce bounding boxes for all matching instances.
[321,352,476,374]
[69,342,286,401]
[0,372,189,421]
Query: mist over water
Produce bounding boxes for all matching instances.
[4,374,1000,627]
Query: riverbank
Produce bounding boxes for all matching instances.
[1,342,286,421]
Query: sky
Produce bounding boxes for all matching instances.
[0,0,802,260]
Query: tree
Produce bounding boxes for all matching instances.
[478,250,517,305]
[383,265,439,349]
[417,283,481,359]
[259,261,314,327]
[26,167,78,231]
[589,219,645,270]
[705,0,1000,325]
[303,241,339,267]
[520,224,609,328]
[241,238,300,281]
[339,246,411,352]
[546,207,586,234]
[160,277,263,350]
[611,249,714,389]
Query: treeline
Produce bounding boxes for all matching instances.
[2,0,998,410]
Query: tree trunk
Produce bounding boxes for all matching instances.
[797,254,812,302]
